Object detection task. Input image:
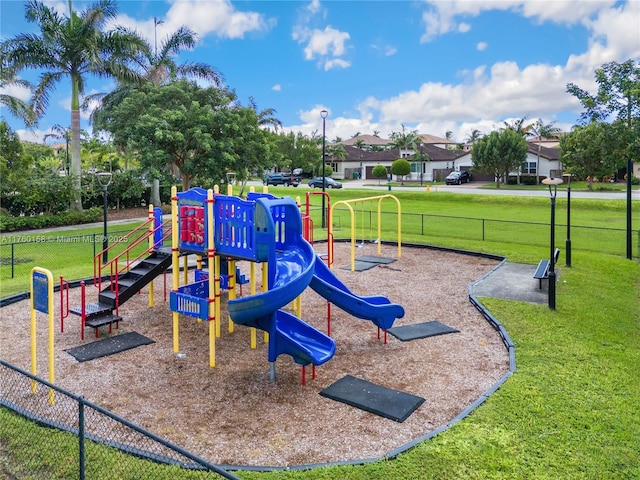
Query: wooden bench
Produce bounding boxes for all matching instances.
[533,248,560,289]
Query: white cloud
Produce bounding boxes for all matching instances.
[293,25,351,70]
[477,41,488,51]
[372,43,397,57]
[15,128,50,143]
[285,1,637,142]
[324,58,350,71]
[115,0,274,43]
[272,84,282,91]
[300,26,350,60]
[419,0,616,43]
[307,0,323,16]
[0,81,31,102]
[385,46,398,56]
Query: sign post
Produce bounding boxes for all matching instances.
[30,267,55,405]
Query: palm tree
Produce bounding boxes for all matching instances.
[92,24,223,121]
[502,117,529,136]
[526,118,561,184]
[248,96,282,132]
[0,66,37,126]
[43,124,72,174]
[90,23,223,207]
[465,129,483,144]
[326,143,347,161]
[389,124,419,155]
[2,0,145,211]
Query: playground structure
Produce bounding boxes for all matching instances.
[52,185,404,382]
[168,186,405,381]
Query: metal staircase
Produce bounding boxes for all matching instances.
[70,212,172,336]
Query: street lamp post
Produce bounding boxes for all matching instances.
[563,173,572,267]
[96,172,113,264]
[320,109,328,228]
[542,177,563,310]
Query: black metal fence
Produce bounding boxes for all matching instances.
[2,213,637,298]
[0,229,151,298]
[324,209,638,259]
[0,360,239,479]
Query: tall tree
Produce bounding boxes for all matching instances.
[567,60,640,171]
[248,96,282,132]
[99,80,270,192]
[560,122,614,190]
[567,60,640,126]
[526,118,561,184]
[0,120,30,194]
[326,143,347,161]
[471,129,528,188]
[1,0,144,211]
[389,124,419,154]
[503,117,529,136]
[43,124,72,173]
[465,129,482,144]
[91,23,223,204]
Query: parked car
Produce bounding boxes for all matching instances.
[263,173,300,187]
[445,170,471,185]
[308,177,343,189]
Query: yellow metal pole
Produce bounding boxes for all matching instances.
[330,201,355,270]
[215,255,221,338]
[228,258,236,333]
[46,269,54,405]
[262,261,268,343]
[250,261,257,349]
[207,189,216,367]
[171,186,180,354]
[30,268,55,403]
[332,195,402,264]
[30,286,37,394]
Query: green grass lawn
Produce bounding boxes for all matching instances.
[1,189,639,479]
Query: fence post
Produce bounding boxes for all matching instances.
[79,399,85,480]
[11,243,15,278]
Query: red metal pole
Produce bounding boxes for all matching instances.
[80,281,86,341]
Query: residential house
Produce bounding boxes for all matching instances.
[327,143,472,182]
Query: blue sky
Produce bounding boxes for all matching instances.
[1,0,639,145]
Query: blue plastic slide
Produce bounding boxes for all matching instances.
[310,257,405,330]
[227,198,335,366]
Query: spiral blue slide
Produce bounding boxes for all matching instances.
[227,195,403,369]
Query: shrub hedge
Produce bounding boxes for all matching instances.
[0,207,103,233]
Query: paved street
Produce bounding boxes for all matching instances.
[247,179,638,200]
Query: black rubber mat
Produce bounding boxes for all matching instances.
[320,375,425,422]
[340,260,379,271]
[388,321,459,342]
[355,255,396,264]
[65,332,154,362]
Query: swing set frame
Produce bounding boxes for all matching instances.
[329,194,401,271]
